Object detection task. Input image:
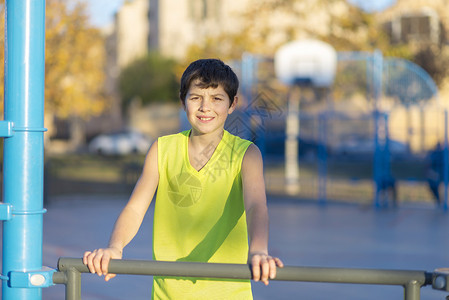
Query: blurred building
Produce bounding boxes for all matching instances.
[115,0,150,68]
[108,0,449,63]
[380,0,449,48]
[108,0,253,61]
[109,0,351,61]
[379,0,449,106]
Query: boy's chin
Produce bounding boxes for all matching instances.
[191,127,224,136]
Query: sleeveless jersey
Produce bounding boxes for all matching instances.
[153,129,253,300]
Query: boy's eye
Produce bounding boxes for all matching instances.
[214,97,223,101]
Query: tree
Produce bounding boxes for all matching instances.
[45,0,107,120]
[118,52,179,110]
[411,45,449,87]
[0,0,107,120]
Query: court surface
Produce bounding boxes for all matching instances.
[29,194,449,299]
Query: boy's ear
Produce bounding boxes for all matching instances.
[179,92,186,110]
[228,96,238,114]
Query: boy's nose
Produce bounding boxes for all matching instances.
[199,99,211,111]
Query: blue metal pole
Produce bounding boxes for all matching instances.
[372,50,383,208]
[241,53,254,141]
[383,113,394,207]
[443,110,448,211]
[373,110,381,208]
[318,113,327,205]
[2,1,46,299]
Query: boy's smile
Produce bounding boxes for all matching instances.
[184,80,237,137]
[197,116,214,122]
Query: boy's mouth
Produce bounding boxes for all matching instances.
[197,116,214,122]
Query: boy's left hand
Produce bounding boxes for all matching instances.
[249,252,284,285]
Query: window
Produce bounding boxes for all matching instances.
[401,15,432,42]
[383,8,440,45]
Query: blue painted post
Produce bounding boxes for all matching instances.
[241,53,255,141]
[372,50,383,208]
[383,113,393,207]
[1,1,47,299]
[443,110,448,211]
[318,113,327,205]
[373,110,382,208]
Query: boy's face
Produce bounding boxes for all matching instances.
[183,80,237,137]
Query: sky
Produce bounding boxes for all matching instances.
[83,0,125,28]
[347,0,397,12]
[85,0,397,28]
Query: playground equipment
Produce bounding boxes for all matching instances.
[52,257,449,300]
[275,39,337,87]
[338,51,448,208]
[274,40,337,196]
[0,1,55,300]
[235,48,448,208]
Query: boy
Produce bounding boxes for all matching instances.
[83,58,283,299]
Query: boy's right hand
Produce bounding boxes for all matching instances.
[83,247,122,281]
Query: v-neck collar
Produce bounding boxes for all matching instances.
[184,129,227,175]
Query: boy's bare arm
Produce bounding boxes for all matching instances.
[242,144,283,286]
[83,140,159,281]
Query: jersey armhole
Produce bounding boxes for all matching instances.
[238,141,254,173]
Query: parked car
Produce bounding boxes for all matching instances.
[88,130,152,155]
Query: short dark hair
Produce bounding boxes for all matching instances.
[179,59,239,106]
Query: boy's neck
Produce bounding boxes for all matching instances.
[188,129,225,172]
[189,129,224,148]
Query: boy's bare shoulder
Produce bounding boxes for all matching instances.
[245,143,261,155]
[243,144,262,165]
[144,140,158,165]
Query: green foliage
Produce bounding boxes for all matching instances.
[119,52,179,109]
[45,0,107,119]
[0,0,107,120]
[412,46,449,86]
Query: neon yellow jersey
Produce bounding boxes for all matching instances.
[153,129,253,300]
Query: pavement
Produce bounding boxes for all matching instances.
[3,194,449,299]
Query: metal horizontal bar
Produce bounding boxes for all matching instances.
[52,271,67,285]
[12,208,47,216]
[13,126,48,132]
[57,258,432,287]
